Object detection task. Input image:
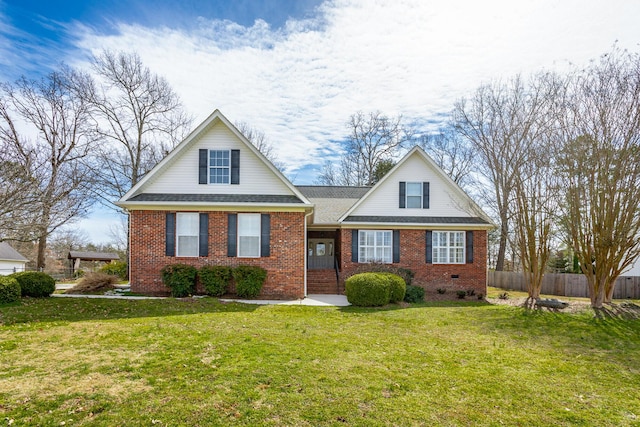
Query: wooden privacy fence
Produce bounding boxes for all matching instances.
[488,271,640,299]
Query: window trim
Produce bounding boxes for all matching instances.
[237,213,261,258]
[358,229,393,264]
[176,212,200,257]
[208,149,231,185]
[432,231,465,264]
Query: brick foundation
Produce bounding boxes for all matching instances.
[129,210,305,299]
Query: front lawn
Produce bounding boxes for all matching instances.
[1,297,639,426]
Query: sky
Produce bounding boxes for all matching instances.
[1,0,639,244]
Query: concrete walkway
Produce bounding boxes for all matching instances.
[53,285,350,306]
[220,294,350,307]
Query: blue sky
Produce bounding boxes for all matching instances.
[1,0,639,243]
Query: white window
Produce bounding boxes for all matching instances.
[406,182,422,208]
[433,231,465,264]
[176,213,199,257]
[209,150,230,184]
[358,230,392,263]
[238,213,260,257]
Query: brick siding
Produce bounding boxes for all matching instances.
[339,229,487,297]
[129,210,305,298]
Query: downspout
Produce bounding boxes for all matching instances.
[304,210,313,297]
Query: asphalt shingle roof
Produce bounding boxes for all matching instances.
[343,216,492,225]
[127,193,304,204]
[0,242,28,262]
[296,186,370,199]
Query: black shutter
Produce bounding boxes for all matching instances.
[199,149,208,184]
[466,231,474,264]
[351,229,359,262]
[199,213,209,257]
[399,182,406,208]
[165,213,176,256]
[393,230,400,263]
[227,214,237,257]
[425,230,433,264]
[423,182,430,209]
[261,214,270,257]
[230,149,240,184]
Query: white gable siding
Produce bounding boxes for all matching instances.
[350,154,473,218]
[141,122,293,196]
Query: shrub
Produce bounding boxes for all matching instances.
[161,264,197,297]
[10,271,56,297]
[100,260,128,280]
[0,276,21,304]
[345,272,391,307]
[380,273,406,303]
[457,290,467,299]
[466,289,476,297]
[498,292,510,300]
[351,263,414,286]
[233,265,267,298]
[436,287,447,294]
[65,272,118,294]
[404,284,425,303]
[199,265,232,297]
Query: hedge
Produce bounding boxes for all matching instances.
[0,276,21,304]
[160,264,197,297]
[345,272,392,307]
[99,260,128,280]
[404,284,425,303]
[10,271,55,298]
[380,273,406,303]
[199,265,232,297]
[233,265,267,298]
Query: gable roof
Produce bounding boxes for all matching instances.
[0,242,29,262]
[338,146,494,227]
[117,109,311,209]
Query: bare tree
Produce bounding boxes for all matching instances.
[0,67,96,268]
[556,48,640,309]
[85,50,192,205]
[235,121,285,170]
[419,126,474,188]
[317,111,413,186]
[453,75,543,271]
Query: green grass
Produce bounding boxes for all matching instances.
[1,297,639,426]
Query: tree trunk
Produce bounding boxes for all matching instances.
[36,234,47,270]
[495,220,508,271]
[590,281,606,309]
[604,280,616,304]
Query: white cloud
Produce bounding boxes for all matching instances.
[69,0,640,183]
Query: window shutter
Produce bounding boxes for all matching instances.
[466,231,474,264]
[423,182,430,209]
[260,214,270,257]
[227,214,237,257]
[393,230,400,263]
[399,182,406,208]
[231,149,240,185]
[425,230,432,264]
[199,149,208,184]
[199,213,209,257]
[351,229,359,262]
[165,213,176,256]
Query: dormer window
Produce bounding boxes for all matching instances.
[406,182,422,208]
[209,150,230,184]
[199,149,240,185]
[399,181,429,209]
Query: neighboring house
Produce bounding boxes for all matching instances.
[0,242,29,275]
[118,110,494,298]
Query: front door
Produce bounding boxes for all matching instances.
[308,238,335,269]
